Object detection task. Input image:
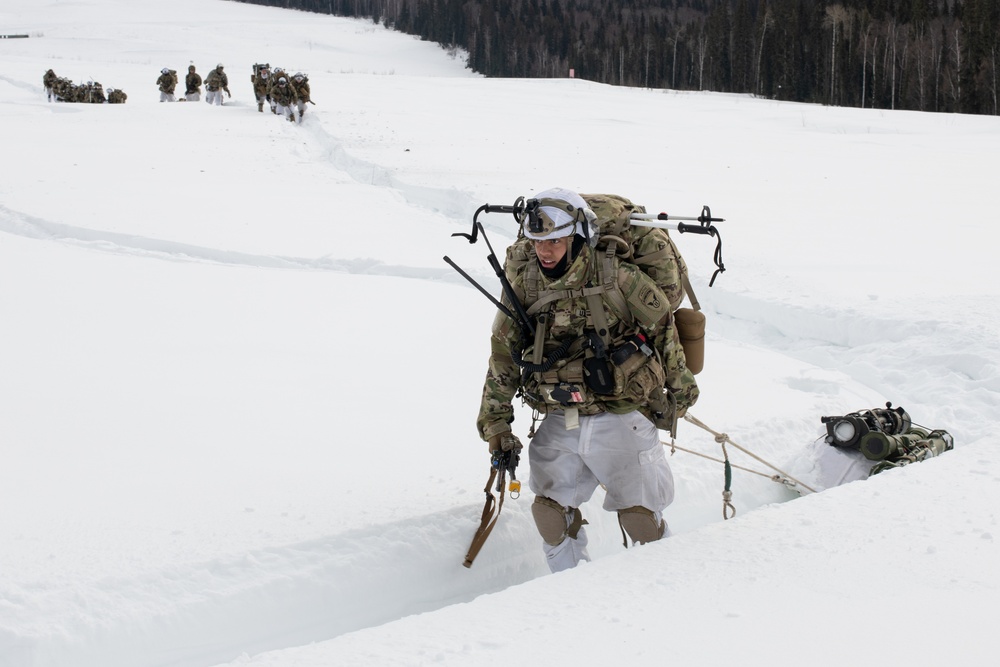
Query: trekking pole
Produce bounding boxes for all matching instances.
[630,205,726,285]
[444,201,537,338]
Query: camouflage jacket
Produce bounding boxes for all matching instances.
[252,74,270,96]
[186,72,202,94]
[157,72,177,94]
[477,243,697,441]
[270,82,296,106]
[205,69,228,91]
[292,80,310,102]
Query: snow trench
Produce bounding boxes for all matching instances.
[2,504,547,667]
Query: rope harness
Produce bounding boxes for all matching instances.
[673,412,817,519]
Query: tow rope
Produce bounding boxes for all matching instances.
[669,412,817,518]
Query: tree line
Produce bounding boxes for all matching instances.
[230,0,999,115]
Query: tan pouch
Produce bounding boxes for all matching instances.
[675,308,706,375]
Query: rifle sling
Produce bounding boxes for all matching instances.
[463,466,507,568]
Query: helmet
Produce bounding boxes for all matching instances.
[278,77,287,84]
[217,63,224,69]
[522,188,597,242]
[293,72,304,80]
[161,68,169,74]
[189,65,196,71]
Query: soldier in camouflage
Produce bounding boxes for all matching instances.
[291,72,311,120]
[477,187,696,573]
[251,64,270,112]
[106,87,127,104]
[204,64,230,106]
[185,65,202,102]
[270,75,297,122]
[157,68,177,102]
[266,67,288,114]
[43,69,57,102]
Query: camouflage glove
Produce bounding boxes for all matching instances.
[488,432,523,454]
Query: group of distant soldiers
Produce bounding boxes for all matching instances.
[43,69,127,104]
[251,63,312,123]
[42,63,312,120]
[157,63,230,104]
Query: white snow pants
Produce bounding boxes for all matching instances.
[276,103,295,122]
[159,92,175,102]
[528,410,675,573]
[206,89,223,105]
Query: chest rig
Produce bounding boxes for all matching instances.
[514,244,663,428]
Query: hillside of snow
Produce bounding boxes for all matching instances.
[1,1,998,666]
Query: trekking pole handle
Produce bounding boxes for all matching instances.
[631,206,726,285]
[628,218,718,236]
[453,201,525,244]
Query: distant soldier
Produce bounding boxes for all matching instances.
[157,67,177,102]
[185,65,202,102]
[106,87,128,104]
[204,63,231,106]
[43,69,57,102]
[251,63,271,112]
[266,67,287,114]
[270,75,297,122]
[291,72,311,121]
[52,77,73,102]
[86,81,106,104]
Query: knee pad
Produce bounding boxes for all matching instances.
[617,506,666,545]
[532,496,586,546]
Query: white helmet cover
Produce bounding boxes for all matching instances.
[523,187,598,242]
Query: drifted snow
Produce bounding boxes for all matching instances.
[1,1,998,666]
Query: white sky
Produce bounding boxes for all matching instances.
[2,1,999,666]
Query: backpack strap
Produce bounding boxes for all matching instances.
[598,245,631,328]
[524,259,541,308]
[682,273,701,311]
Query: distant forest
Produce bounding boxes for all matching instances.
[231,0,999,115]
